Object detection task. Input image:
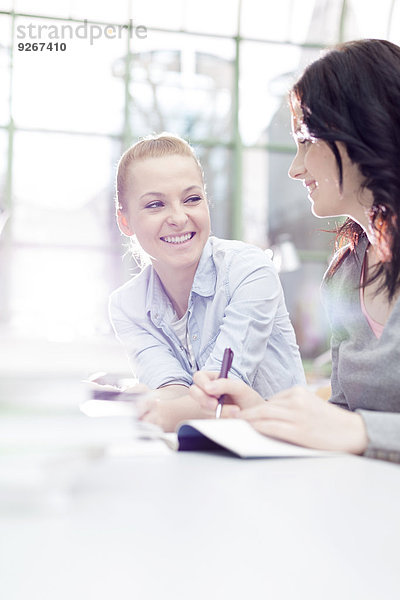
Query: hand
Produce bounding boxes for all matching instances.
[138,396,189,432]
[136,384,193,432]
[190,371,264,413]
[138,394,234,433]
[238,385,368,454]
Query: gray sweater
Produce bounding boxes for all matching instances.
[321,234,400,463]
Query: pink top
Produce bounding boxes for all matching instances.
[360,255,384,339]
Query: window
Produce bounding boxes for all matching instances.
[1,0,399,359]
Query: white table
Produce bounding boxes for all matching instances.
[1,444,399,600]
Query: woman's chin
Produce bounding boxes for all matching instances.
[310,203,330,219]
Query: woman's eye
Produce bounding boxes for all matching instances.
[145,201,163,209]
[185,195,202,204]
[300,134,317,146]
[296,134,310,145]
[293,128,315,146]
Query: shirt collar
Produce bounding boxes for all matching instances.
[146,236,217,324]
[191,236,217,297]
[146,267,174,325]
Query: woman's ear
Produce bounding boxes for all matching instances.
[117,209,134,236]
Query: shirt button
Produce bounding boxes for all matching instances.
[155,313,159,319]
[192,334,198,341]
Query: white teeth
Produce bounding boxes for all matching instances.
[162,233,193,244]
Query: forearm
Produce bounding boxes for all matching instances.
[157,384,191,400]
[142,393,214,432]
[162,394,213,423]
[109,300,192,389]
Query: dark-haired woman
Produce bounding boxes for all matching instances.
[190,39,400,462]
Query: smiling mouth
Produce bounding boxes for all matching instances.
[160,232,195,244]
[305,180,318,195]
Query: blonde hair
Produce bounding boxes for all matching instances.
[116,132,205,212]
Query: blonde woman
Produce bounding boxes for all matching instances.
[110,133,304,431]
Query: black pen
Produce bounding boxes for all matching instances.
[215,347,234,419]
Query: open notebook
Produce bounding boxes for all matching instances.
[175,419,338,458]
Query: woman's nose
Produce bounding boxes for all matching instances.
[288,150,306,181]
[166,203,189,227]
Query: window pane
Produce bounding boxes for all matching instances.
[9,246,116,339]
[184,0,239,36]
[128,31,235,142]
[0,129,8,222]
[0,0,13,10]
[241,0,355,45]
[130,0,185,30]
[240,42,319,145]
[12,131,120,247]
[13,17,125,134]
[388,0,400,40]
[344,0,394,40]
[69,0,130,23]
[0,128,10,325]
[196,145,233,239]
[14,0,71,17]
[241,0,312,43]
[14,0,130,21]
[0,15,11,126]
[242,148,269,247]
[268,149,332,254]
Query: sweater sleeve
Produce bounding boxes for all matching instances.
[357,410,400,463]
[328,334,348,409]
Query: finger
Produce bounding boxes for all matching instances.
[239,402,294,423]
[267,385,308,402]
[192,370,220,393]
[221,404,240,418]
[201,377,247,400]
[267,389,322,413]
[253,419,323,450]
[249,419,301,444]
[140,409,161,428]
[189,384,218,411]
[136,397,160,418]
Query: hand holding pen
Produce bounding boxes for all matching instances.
[215,347,234,419]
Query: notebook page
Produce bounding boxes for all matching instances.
[178,419,337,458]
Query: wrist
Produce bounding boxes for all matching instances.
[348,413,369,455]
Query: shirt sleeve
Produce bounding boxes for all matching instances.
[202,247,285,386]
[109,293,192,389]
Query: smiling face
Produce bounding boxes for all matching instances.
[117,154,211,280]
[288,97,373,226]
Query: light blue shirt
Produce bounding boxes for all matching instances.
[109,236,305,398]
